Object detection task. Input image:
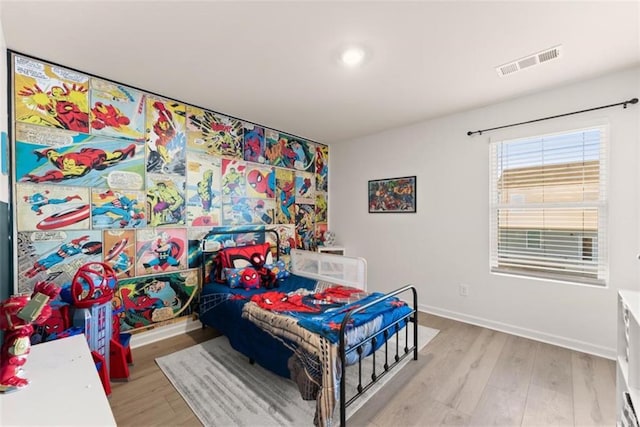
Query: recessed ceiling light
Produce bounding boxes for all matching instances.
[340,46,366,67]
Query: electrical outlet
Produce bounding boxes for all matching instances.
[459,284,469,297]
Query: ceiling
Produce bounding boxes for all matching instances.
[1,1,639,144]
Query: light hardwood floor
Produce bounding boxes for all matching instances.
[109,314,616,426]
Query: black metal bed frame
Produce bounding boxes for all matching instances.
[200,227,281,256]
[339,285,418,425]
[199,227,419,426]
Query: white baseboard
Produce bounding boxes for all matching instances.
[419,303,616,360]
[128,304,615,359]
[130,317,202,349]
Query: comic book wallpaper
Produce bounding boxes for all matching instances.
[90,78,145,141]
[15,123,145,189]
[17,230,103,293]
[14,56,90,133]
[146,97,186,175]
[187,106,243,159]
[16,183,91,232]
[243,123,265,164]
[186,152,221,227]
[146,173,186,227]
[114,269,199,332]
[11,53,329,334]
[103,229,136,279]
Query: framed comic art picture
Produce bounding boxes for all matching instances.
[368,176,416,213]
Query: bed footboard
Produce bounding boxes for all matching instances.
[338,284,418,425]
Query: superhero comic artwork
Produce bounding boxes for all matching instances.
[9,53,330,336]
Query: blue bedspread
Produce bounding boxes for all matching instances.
[199,274,411,374]
[198,274,317,377]
[294,292,411,344]
[199,274,415,427]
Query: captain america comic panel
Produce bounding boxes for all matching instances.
[16,183,91,232]
[103,229,136,279]
[17,230,103,294]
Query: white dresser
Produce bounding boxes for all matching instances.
[0,334,116,426]
[617,290,640,427]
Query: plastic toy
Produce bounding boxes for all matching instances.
[30,301,71,344]
[91,350,111,396]
[68,262,117,308]
[109,313,133,382]
[0,281,61,393]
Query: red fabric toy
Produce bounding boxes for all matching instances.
[0,282,61,392]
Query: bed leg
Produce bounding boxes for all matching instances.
[413,319,418,360]
[413,286,419,360]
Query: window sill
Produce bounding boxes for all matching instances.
[490,267,607,288]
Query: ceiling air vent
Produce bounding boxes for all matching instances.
[538,46,561,63]
[499,63,519,76]
[496,45,562,77]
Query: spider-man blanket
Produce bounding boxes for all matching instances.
[241,284,412,426]
[248,284,411,344]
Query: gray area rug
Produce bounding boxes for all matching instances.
[156,325,438,427]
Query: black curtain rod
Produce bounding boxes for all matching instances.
[467,97,638,136]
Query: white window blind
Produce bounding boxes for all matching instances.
[489,126,608,285]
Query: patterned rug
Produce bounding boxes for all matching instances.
[156,325,438,427]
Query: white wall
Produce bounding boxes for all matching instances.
[331,67,640,358]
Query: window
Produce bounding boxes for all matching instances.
[526,230,541,249]
[581,237,593,261]
[489,126,608,285]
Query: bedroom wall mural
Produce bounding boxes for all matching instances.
[9,52,329,333]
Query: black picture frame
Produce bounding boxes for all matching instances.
[368,176,416,213]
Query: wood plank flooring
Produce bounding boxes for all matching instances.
[109,314,616,426]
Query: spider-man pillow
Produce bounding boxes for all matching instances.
[264,260,290,281]
[224,267,261,290]
[211,243,272,284]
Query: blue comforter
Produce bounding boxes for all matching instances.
[199,274,414,427]
[295,292,411,344]
[199,274,411,373]
[198,274,317,377]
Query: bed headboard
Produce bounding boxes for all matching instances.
[199,227,281,284]
[198,228,368,291]
[201,227,280,257]
[291,249,367,291]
